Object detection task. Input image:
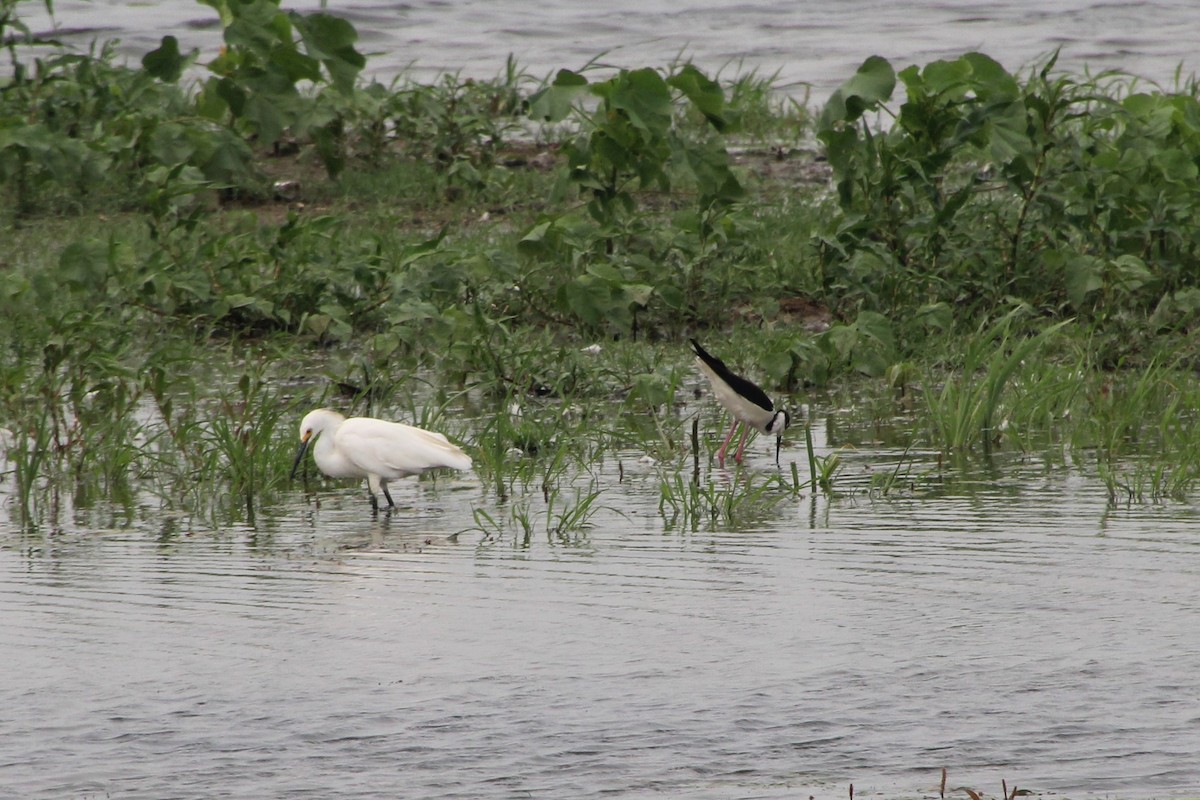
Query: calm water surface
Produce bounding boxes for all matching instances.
[3,423,1200,798]
[6,1,1200,796]
[18,0,1200,101]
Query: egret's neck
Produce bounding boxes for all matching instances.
[312,431,359,478]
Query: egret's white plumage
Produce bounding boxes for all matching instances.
[291,409,472,509]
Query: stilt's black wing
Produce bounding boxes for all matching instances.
[689,338,775,413]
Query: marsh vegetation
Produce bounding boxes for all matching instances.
[4,0,1200,533]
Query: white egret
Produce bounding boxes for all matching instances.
[690,339,790,465]
[290,409,473,510]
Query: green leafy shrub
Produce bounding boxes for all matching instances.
[190,0,365,175]
[815,51,1200,346]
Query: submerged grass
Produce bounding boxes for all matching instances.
[658,468,790,531]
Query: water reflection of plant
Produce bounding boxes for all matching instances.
[659,470,790,531]
[470,480,604,546]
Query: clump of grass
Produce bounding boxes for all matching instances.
[658,469,788,531]
[1074,356,1200,503]
[726,72,812,145]
[921,312,1070,452]
[133,346,302,522]
[469,479,606,546]
[469,387,619,505]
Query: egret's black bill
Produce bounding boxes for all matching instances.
[290,439,310,480]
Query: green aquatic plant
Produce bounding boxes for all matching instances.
[11,15,1200,530]
[384,59,531,193]
[529,62,741,230]
[921,311,1070,452]
[713,63,810,144]
[804,421,842,494]
[518,62,751,336]
[469,386,620,508]
[866,447,919,498]
[1077,356,1200,503]
[658,468,788,531]
[4,402,55,526]
[190,0,366,175]
[130,348,300,521]
[0,10,260,218]
[815,50,1200,345]
[469,480,605,545]
[544,481,605,539]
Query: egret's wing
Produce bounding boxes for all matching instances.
[337,418,472,476]
[385,423,473,472]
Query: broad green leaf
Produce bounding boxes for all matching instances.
[298,12,359,52]
[58,239,109,292]
[1122,93,1174,135]
[962,52,1019,99]
[241,94,287,144]
[1111,255,1156,293]
[854,310,895,350]
[657,284,685,310]
[914,302,954,332]
[609,68,672,135]
[586,263,624,284]
[623,283,654,307]
[762,347,794,386]
[818,124,860,180]
[212,76,248,116]
[668,64,729,130]
[147,123,196,165]
[562,275,625,328]
[1152,148,1198,182]
[983,99,1033,165]
[519,219,556,247]
[293,12,365,93]
[820,324,858,362]
[919,57,972,97]
[528,69,588,122]
[225,293,258,309]
[270,47,322,85]
[819,55,895,130]
[674,137,743,202]
[142,35,190,82]
[1062,253,1104,310]
[225,5,288,57]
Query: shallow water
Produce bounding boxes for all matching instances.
[6,1,1200,795]
[18,0,1200,102]
[3,421,1200,799]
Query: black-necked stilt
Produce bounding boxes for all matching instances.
[690,339,790,465]
[291,409,473,510]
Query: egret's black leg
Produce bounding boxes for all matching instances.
[382,482,396,508]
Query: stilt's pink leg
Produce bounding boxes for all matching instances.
[733,425,751,464]
[717,420,739,464]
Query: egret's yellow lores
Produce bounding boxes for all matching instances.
[290,409,472,510]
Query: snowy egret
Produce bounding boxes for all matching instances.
[290,409,473,510]
[690,339,790,465]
